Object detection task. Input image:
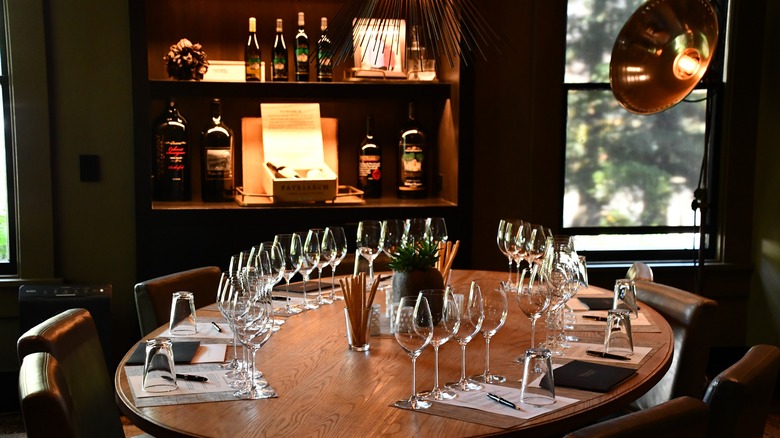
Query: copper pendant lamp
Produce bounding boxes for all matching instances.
[610,0,719,115]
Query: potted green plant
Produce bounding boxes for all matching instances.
[388,239,444,304]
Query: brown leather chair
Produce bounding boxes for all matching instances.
[703,344,780,438]
[134,265,222,336]
[18,352,77,437]
[17,308,125,438]
[631,280,718,410]
[564,396,709,438]
[626,261,653,281]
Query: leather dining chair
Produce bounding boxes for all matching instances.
[630,280,718,410]
[703,344,780,438]
[17,308,126,438]
[626,261,653,281]
[564,396,709,438]
[134,265,222,336]
[18,352,76,437]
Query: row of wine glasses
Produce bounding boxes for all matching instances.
[391,279,510,411]
[496,219,551,283]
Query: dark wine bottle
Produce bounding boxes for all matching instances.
[397,102,426,199]
[316,17,333,82]
[245,17,262,81]
[200,99,234,202]
[272,18,288,81]
[153,98,190,201]
[358,115,382,198]
[294,12,309,82]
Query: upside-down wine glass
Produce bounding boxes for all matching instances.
[470,278,509,384]
[325,226,348,302]
[392,293,434,410]
[273,233,304,315]
[419,288,460,401]
[446,281,485,392]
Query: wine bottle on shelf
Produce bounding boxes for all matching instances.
[294,12,309,82]
[266,162,301,179]
[200,99,234,202]
[245,17,262,81]
[397,101,427,199]
[153,98,191,201]
[358,115,382,198]
[272,18,288,81]
[316,17,333,82]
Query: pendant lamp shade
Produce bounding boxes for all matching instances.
[610,0,719,114]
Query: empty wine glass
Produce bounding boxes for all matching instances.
[325,226,348,302]
[515,268,551,350]
[356,220,382,281]
[258,241,285,330]
[524,224,549,268]
[419,288,460,401]
[446,281,484,392]
[425,217,448,246]
[380,219,406,259]
[300,230,321,310]
[403,217,428,247]
[273,233,304,315]
[216,272,239,370]
[233,290,275,399]
[392,293,434,410]
[470,278,509,384]
[316,228,336,305]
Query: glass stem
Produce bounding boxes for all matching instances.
[410,356,418,400]
[330,266,336,300]
[433,346,440,390]
[285,280,292,312]
[247,347,255,392]
[460,343,467,383]
[317,268,323,302]
[530,318,537,349]
[368,259,374,280]
[484,337,491,377]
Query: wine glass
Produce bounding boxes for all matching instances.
[392,294,434,410]
[325,226,348,302]
[515,268,551,350]
[524,224,549,268]
[380,219,406,259]
[496,220,513,281]
[356,220,382,281]
[216,272,239,370]
[403,217,428,247]
[425,217,448,246]
[316,228,336,305]
[470,278,509,384]
[273,233,304,315]
[300,230,321,310]
[259,240,285,330]
[419,288,460,401]
[233,290,275,399]
[445,281,484,392]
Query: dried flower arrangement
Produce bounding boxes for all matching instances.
[164,38,209,81]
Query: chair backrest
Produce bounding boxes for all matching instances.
[134,266,222,336]
[17,308,125,438]
[703,344,780,438]
[564,396,709,438]
[631,280,718,410]
[18,352,77,438]
[626,262,654,281]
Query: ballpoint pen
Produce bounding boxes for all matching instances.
[486,393,523,411]
[211,321,222,332]
[176,373,209,382]
[585,350,631,361]
[581,315,608,322]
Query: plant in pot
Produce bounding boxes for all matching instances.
[388,239,444,305]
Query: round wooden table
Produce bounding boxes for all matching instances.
[115,270,673,437]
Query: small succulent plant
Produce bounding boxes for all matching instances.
[387,239,439,273]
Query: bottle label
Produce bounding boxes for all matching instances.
[399,145,424,190]
[273,55,288,79]
[359,155,381,181]
[246,56,261,80]
[296,45,309,64]
[204,148,232,180]
[157,139,187,176]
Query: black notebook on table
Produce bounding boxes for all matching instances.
[554,360,636,392]
[577,297,614,311]
[125,341,200,365]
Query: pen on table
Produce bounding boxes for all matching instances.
[211,321,222,332]
[486,393,523,411]
[585,350,632,361]
[581,315,608,322]
[177,373,209,382]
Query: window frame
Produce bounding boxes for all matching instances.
[560,0,728,264]
[0,3,17,275]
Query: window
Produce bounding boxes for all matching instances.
[0,4,17,275]
[563,0,724,261]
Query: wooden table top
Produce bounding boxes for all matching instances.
[115,270,673,437]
